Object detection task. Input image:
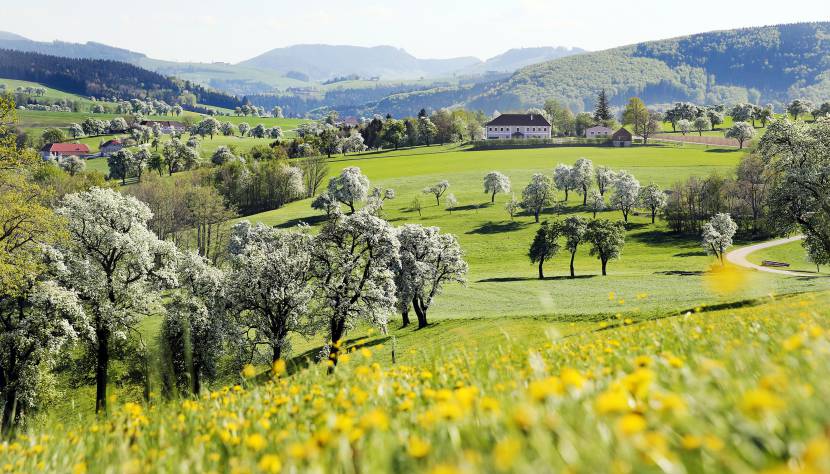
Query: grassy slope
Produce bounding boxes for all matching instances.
[748,239,828,274]
[21,291,830,473]
[243,143,829,321]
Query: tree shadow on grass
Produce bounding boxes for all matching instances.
[467,221,530,235]
[674,251,708,257]
[629,230,698,247]
[274,214,329,229]
[284,335,391,375]
[451,203,490,212]
[478,275,597,283]
[705,148,740,153]
[654,270,705,276]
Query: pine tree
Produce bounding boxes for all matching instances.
[594,90,612,122]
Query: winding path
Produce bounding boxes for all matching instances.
[725,235,807,276]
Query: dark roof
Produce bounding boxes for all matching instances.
[485,114,551,127]
[41,143,90,153]
[101,139,124,147]
[611,128,633,141]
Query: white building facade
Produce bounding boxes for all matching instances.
[485,114,552,139]
[584,126,613,138]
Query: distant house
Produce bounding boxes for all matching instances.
[485,114,552,140]
[611,128,633,147]
[584,126,613,138]
[40,143,91,161]
[100,138,125,156]
[337,116,360,128]
[140,120,186,134]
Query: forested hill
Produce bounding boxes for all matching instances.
[464,22,830,113]
[0,49,242,109]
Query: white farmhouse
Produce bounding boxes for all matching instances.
[485,114,551,140]
[584,126,613,138]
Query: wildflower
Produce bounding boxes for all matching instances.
[241,364,256,379]
[360,347,373,359]
[681,435,702,450]
[512,405,535,430]
[493,438,521,471]
[596,389,630,414]
[560,368,585,389]
[634,356,652,368]
[430,464,461,474]
[480,396,500,414]
[407,436,431,458]
[528,376,563,401]
[616,413,647,435]
[258,454,282,473]
[782,334,803,351]
[272,359,286,377]
[72,462,87,474]
[287,442,308,460]
[740,388,784,417]
[244,434,266,451]
[360,409,389,431]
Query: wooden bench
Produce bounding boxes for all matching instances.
[761,260,790,268]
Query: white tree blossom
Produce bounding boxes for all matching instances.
[588,190,605,218]
[521,173,554,222]
[638,183,667,224]
[701,213,737,264]
[554,164,575,200]
[571,158,594,205]
[505,193,520,220]
[161,251,228,394]
[610,170,641,222]
[423,180,450,205]
[595,166,616,196]
[483,171,511,203]
[327,166,370,214]
[310,211,399,366]
[227,222,314,364]
[395,224,467,328]
[57,188,178,413]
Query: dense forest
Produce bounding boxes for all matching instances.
[0,49,242,109]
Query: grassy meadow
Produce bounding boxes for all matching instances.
[11,291,830,473]
[242,143,829,320]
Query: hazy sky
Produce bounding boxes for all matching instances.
[2,0,829,63]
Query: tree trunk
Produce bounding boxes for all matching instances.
[622,209,629,222]
[570,252,576,278]
[651,209,656,224]
[534,210,540,223]
[401,308,410,328]
[491,191,496,203]
[412,297,428,329]
[538,260,545,280]
[564,189,569,201]
[601,258,608,276]
[328,317,346,372]
[1,388,17,435]
[582,185,588,205]
[95,328,110,414]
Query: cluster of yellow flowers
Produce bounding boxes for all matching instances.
[2,294,830,473]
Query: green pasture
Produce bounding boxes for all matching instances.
[748,238,828,274]
[240,143,830,321]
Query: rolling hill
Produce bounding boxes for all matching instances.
[349,22,830,117]
[463,22,830,113]
[461,46,586,74]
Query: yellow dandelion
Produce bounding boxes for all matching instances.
[257,454,282,473]
[740,388,784,417]
[407,436,431,458]
[244,433,266,452]
[596,389,629,414]
[493,438,521,471]
[616,413,647,435]
[782,334,803,351]
[241,364,256,379]
[272,359,286,377]
[528,376,563,401]
[360,409,389,431]
[560,367,586,389]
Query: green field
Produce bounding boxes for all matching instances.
[748,238,828,274]
[239,143,829,321]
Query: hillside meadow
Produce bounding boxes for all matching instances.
[241,143,828,320]
[12,291,830,473]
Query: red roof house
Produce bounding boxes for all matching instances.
[40,143,91,159]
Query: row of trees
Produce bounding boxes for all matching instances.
[529,217,626,278]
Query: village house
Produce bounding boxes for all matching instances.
[485,114,552,140]
[40,143,91,161]
[611,128,633,147]
[584,126,613,138]
[99,138,125,156]
[140,120,186,134]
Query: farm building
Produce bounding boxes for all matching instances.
[100,138,125,156]
[584,126,613,138]
[611,128,633,147]
[485,114,552,140]
[140,120,186,134]
[40,143,91,160]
